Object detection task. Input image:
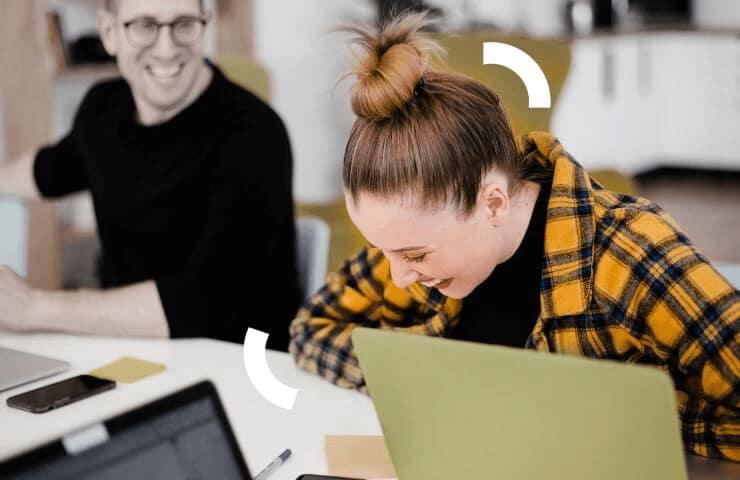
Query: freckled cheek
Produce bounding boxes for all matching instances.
[425,258,459,281]
[436,258,480,293]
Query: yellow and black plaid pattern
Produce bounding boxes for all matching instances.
[289,131,740,461]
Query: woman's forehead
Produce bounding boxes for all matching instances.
[346,192,463,249]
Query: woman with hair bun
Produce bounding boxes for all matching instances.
[289,12,739,461]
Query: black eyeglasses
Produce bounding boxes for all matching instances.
[122,16,207,48]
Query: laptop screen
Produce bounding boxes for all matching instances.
[1,381,251,480]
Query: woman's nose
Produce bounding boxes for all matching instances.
[388,255,419,288]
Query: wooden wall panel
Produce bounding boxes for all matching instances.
[0,0,62,289]
[215,0,253,56]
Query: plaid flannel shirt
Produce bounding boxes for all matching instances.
[289,131,740,461]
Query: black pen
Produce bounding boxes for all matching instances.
[254,449,292,480]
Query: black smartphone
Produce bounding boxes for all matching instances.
[6,374,116,413]
[296,476,365,480]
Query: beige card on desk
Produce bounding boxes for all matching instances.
[325,435,397,479]
[89,356,166,383]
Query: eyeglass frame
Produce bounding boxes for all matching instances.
[121,16,209,49]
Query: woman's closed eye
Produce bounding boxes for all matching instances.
[402,253,427,263]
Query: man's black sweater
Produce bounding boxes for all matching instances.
[34,64,301,350]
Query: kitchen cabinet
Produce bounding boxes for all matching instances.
[552,32,740,173]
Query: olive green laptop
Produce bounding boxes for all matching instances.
[352,327,688,480]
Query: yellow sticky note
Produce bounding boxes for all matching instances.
[325,435,397,479]
[89,356,166,384]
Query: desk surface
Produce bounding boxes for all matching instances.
[1,333,738,480]
[0,333,381,479]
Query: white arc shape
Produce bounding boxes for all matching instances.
[243,328,298,410]
[482,42,551,109]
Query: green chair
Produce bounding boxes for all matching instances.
[430,32,571,135]
[216,54,271,103]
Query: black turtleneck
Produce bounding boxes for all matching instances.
[33,63,300,350]
[451,180,551,348]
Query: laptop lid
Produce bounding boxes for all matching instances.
[0,380,251,480]
[352,327,688,480]
[0,347,70,393]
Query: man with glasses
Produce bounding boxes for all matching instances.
[0,0,301,350]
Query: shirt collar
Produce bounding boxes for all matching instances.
[517,131,597,318]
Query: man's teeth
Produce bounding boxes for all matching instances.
[422,279,443,287]
[149,65,182,78]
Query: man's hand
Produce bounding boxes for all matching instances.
[0,265,36,332]
[0,272,169,338]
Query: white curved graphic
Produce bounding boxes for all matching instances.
[243,328,298,410]
[483,42,551,109]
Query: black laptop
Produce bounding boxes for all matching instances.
[0,381,251,479]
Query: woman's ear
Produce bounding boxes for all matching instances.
[480,181,510,228]
[97,9,119,57]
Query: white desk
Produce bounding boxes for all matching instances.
[0,333,381,479]
[1,333,738,480]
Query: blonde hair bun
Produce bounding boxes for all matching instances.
[345,11,440,120]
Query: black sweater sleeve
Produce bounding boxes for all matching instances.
[33,87,99,198]
[34,132,89,198]
[155,110,296,347]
